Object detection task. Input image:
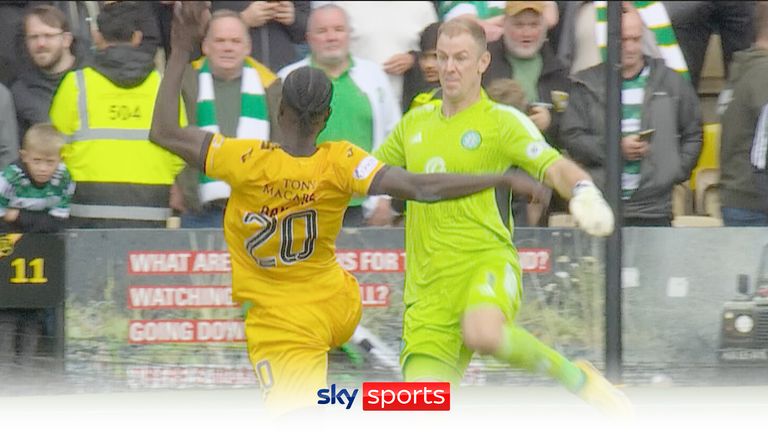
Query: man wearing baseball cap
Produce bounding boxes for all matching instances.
[484,1,569,148]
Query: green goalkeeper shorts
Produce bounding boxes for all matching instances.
[400,250,523,382]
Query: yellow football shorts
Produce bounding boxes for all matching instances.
[245,271,362,414]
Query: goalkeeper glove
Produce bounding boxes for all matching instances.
[569,181,614,237]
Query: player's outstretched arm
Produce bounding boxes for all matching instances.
[505,169,552,205]
[544,158,614,236]
[368,165,520,203]
[149,1,210,170]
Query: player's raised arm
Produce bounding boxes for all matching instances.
[149,1,211,171]
[368,165,546,203]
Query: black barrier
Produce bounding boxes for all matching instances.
[60,228,604,390]
[0,234,65,307]
[4,227,768,395]
[0,233,66,370]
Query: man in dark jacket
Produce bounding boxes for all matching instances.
[718,2,768,226]
[561,6,701,226]
[211,1,309,72]
[482,1,570,151]
[11,5,85,139]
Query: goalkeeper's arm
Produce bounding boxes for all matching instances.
[543,159,614,237]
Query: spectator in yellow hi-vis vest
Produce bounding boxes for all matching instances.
[49,1,185,228]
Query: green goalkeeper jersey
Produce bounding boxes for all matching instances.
[374,92,561,304]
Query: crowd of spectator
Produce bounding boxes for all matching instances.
[0,0,760,231]
[0,0,765,374]
[0,0,762,379]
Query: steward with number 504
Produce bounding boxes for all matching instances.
[49,2,185,228]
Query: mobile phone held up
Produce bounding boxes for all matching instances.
[526,102,553,114]
[637,128,655,142]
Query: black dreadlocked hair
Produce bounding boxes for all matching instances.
[282,66,333,137]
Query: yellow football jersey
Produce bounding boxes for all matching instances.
[204,133,385,307]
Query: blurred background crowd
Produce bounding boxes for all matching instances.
[0,0,762,234]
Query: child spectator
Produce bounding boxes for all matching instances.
[486,77,529,111]
[0,123,74,369]
[0,123,74,233]
[486,77,553,227]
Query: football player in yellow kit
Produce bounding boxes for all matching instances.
[150,2,549,414]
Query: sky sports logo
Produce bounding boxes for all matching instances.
[317,382,450,411]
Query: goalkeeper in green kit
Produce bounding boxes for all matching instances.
[372,17,632,415]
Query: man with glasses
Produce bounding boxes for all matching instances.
[11,5,84,138]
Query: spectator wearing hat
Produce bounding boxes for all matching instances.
[483,1,570,151]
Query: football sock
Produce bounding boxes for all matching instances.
[494,323,586,393]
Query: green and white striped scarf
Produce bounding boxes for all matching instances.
[196,57,270,203]
[595,1,689,80]
[438,1,507,20]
